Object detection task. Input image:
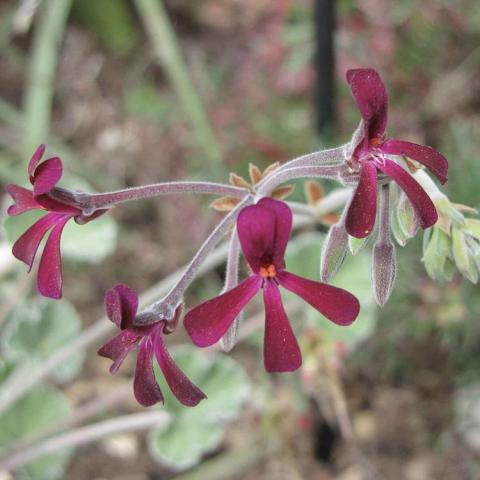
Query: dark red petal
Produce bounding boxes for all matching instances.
[346,68,388,141]
[104,284,139,329]
[262,280,302,373]
[277,271,360,326]
[12,212,60,270]
[37,215,71,299]
[28,144,46,181]
[345,162,378,238]
[134,338,163,407]
[154,331,206,407]
[6,184,42,216]
[35,194,81,215]
[237,203,276,273]
[381,139,448,184]
[98,330,140,374]
[376,159,438,229]
[33,157,63,196]
[256,197,292,269]
[184,275,262,347]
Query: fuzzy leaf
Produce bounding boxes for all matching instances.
[209,196,241,212]
[149,348,250,471]
[0,384,72,480]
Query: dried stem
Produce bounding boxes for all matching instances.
[0,411,171,472]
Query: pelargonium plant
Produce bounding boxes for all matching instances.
[6,68,475,408]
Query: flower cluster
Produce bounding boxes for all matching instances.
[6,68,461,408]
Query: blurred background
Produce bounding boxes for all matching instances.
[0,0,479,479]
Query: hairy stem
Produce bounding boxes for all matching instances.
[0,411,170,472]
[52,182,248,212]
[257,165,343,196]
[134,0,223,174]
[220,229,241,352]
[143,196,254,320]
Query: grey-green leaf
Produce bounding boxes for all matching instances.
[148,348,250,471]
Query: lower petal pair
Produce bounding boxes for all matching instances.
[184,270,359,373]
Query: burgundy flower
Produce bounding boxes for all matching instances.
[345,68,448,238]
[6,145,82,299]
[98,284,206,407]
[184,198,360,373]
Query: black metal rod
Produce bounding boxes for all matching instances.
[314,0,336,139]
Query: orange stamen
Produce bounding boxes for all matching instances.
[370,137,383,148]
[259,264,276,278]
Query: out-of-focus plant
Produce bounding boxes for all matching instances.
[0,0,476,476]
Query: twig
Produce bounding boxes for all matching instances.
[0,411,171,472]
[134,0,223,174]
[23,0,73,156]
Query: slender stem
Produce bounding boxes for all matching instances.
[134,0,223,174]
[272,145,346,172]
[52,182,248,212]
[220,229,241,352]
[0,411,171,472]
[257,165,343,196]
[144,196,254,319]
[23,0,73,156]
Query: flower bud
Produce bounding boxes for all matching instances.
[372,241,397,306]
[320,220,348,282]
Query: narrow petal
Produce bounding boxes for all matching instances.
[98,330,140,374]
[345,162,378,238]
[376,159,438,229]
[37,215,71,299]
[35,194,81,215]
[12,212,60,269]
[104,284,139,329]
[346,68,388,140]
[277,271,360,326]
[256,197,293,269]
[381,139,448,184]
[262,280,302,373]
[154,331,206,407]
[33,157,63,196]
[28,144,46,181]
[237,204,276,273]
[6,184,42,216]
[184,275,262,347]
[134,338,163,407]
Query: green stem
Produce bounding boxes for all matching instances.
[134,0,223,174]
[23,0,73,156]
